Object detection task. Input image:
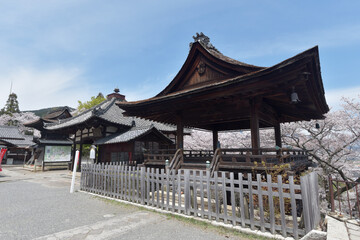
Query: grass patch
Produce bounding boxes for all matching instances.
[93,196,138,210]
[93,196,272,240]
[162,213,271,240]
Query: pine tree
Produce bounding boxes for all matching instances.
[1,93,20,116]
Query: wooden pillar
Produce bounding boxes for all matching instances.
[71,133,76,170]
[78,129,83,172]
[97,145,101,164]
[250,99,260,155]
[274,123,282,148]
[212,130,218,151]
[176,116,184,149]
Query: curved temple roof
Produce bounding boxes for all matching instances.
[117,34,329,131]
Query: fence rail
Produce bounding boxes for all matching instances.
[80,163,320,239]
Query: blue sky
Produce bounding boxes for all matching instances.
[0,0,359,110]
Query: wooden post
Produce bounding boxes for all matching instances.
[78,129,83,171]
[176,115,184,149]
[250,99,260,155]
[71,132,77,170]
[328,175,335,212]
[275,122,282,148]
[97,145,101,164]
[212,130,218,151]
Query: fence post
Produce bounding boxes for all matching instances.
[328,175,335,212]
[300,175,309,232]
[257,174,265,232]
[290,175,299,239]
[309,172,320,228]
[277,175,287,237]
[267,174,275,234]
[141,167,145,205]
[184,169,190,215]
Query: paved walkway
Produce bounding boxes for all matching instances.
[346,221,360,240]
[0,165,248,240]
[326,215,360,240]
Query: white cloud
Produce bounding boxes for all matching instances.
[325,86,360,110]
[0,67,92,110]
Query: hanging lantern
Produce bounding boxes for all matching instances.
[290,86,300,104]
[315,122,320,129]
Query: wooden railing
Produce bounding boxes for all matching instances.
[169,149,184,171]
[216,148,309,171]
[210,148,222,177]
[183,149,214,158]
[143,149,177,166]
[143,148,310,171]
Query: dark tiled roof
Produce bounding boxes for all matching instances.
[45,98,177,132]
[43,107,72,119]
[24,107,70,128]
[2,136,35,147]
[94,126,172,145]
[0,125,26,139]
[0,126,35,147]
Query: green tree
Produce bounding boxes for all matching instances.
[77,93,106,112]
[1,93,20,116]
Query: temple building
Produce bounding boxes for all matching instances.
[117,33,329,173]
[43,89,179,168]
[0,125,34,164]
[24,107,73,167]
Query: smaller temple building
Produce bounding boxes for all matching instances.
[0,125,35,164]
[24,107,73,166]
[43,89,179,168]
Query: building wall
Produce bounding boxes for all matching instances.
[98,142,134,163]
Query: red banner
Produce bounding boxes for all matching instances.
[0,148,8,171]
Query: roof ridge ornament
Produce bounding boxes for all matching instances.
[189,32,220,53]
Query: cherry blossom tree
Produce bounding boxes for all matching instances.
[282,96,360,182]
[184,129,276,150]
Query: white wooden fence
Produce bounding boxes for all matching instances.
[80,163,320,239]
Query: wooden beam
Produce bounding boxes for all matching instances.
[213,130,218,151]
[250,98,260,154]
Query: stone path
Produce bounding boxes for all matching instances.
[326,216,360,240]
[346,221,360,240]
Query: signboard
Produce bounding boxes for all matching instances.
[44,146,71,162]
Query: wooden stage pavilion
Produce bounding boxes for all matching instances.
[118,33,329,174]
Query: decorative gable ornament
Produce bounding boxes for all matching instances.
[197,61,206,75]
[189,32,220,53]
